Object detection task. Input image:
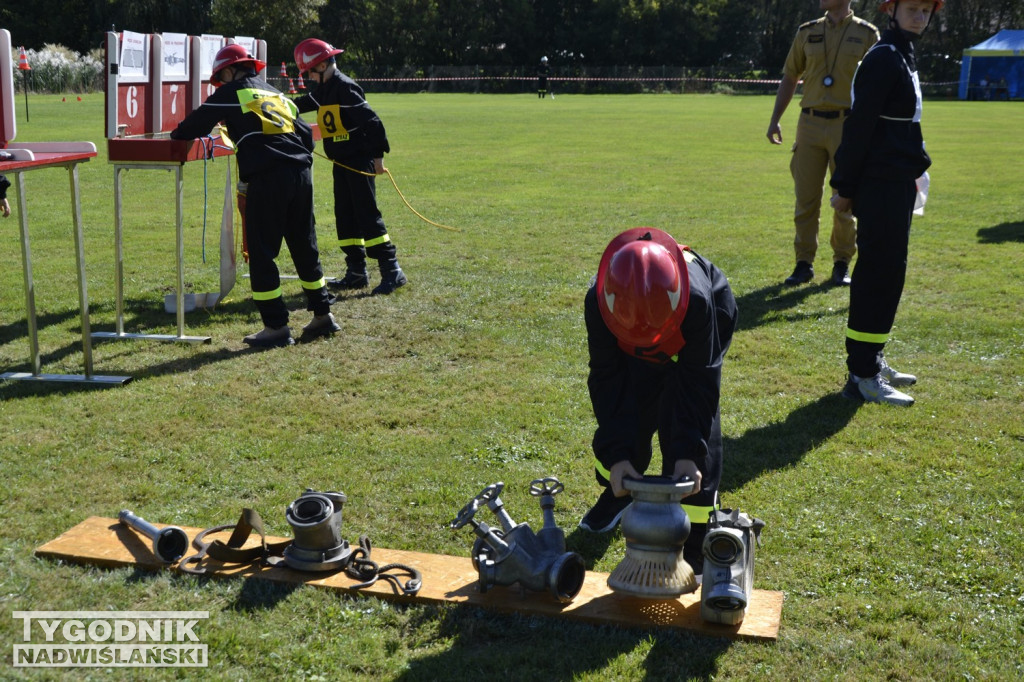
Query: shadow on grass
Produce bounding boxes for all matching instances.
[721,392,859,495]
[396,604,733,682]
[976,221,1024,244]
[733,280,843,331]
[229,577,303,612]
[0,308,81,348]
[565,526,617,569]
[0,295,307,399]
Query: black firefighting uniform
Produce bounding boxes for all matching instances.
[585,249,738,566]
[171,73,330,330]
[293,72,396,274]
[830,28,931,379]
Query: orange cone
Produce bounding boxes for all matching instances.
[287,78,297,94]
[279,62,288,77]
[297,73,305,89]
[18,47,31,71]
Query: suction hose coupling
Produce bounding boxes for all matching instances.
[450,477,586,603]
[282,489,353,571]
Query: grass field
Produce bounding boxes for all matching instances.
[1,92,1022,681]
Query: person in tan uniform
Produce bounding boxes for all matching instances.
[767,0,878,287]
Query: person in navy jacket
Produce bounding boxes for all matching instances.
[830,0,942,406]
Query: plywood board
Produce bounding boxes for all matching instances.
[36,516,782,641]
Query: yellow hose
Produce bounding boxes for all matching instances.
[315,151,461,232]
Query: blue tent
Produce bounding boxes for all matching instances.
[959,29,1024,100]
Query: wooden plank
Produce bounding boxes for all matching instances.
[36,517,782,641]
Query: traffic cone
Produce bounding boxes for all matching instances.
[297,73,305,89]
[279,62,288,77]
[18,47,31,71]
[287,78,297,94]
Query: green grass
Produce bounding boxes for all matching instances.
[1,92,1022,680]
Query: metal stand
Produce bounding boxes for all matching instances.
[1,159,131,385]
[91,163,211,344]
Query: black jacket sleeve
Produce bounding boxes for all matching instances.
[832,33,931,197]
[0,174,9,201]
[169,85,234,140]
[830,48,895,198]
[586,285,642,470]
[665,257,736,466]
[317,73,390,159]
[293,91,317,115]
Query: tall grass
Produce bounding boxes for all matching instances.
[0,92,1022,680]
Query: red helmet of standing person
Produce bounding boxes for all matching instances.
[209,44,266,86]
[596,228,690,348]
[294,38,344,74]
[878,0,944,11]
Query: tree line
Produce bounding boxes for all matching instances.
[2,0,1020,82]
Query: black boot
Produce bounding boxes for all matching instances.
[372,260,407,295]
[328,270,369,290]
[328,256,369,290]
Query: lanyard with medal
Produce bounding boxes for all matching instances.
[822,18,852,87]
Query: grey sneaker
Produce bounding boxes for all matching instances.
[301,313,341,340]
[846,372,915,406]
[879,357,916,386]
[243,325,294,347]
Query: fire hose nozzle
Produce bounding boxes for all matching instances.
[118,510,190,563]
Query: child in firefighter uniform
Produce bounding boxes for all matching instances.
[171,45,337,347]
[830,0,942,406]
[292,39,406,295]
[580,228,738,573]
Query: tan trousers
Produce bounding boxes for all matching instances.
[790,112,857,265]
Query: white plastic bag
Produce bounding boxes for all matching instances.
[913,171,930,216]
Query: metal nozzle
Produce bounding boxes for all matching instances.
[118,510,190,563]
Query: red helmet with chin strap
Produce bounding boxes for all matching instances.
[879,0,944,11]
[294,38,344,74]
[596,228,690,349]
[209,44,266,86]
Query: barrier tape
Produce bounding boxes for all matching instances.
[276,75,959,87]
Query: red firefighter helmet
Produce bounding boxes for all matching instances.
[210,44,266,86]
[879,0,944,12]
[294,38,344,74]
[596,228,690,348]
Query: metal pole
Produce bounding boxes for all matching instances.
[114,166,125,335]
[69,163,94,378]
[175,164,185,337]
[13,173,40,375]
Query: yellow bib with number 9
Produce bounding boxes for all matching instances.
[317,104,350,141]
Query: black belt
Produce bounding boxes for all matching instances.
[802,108,848,119]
